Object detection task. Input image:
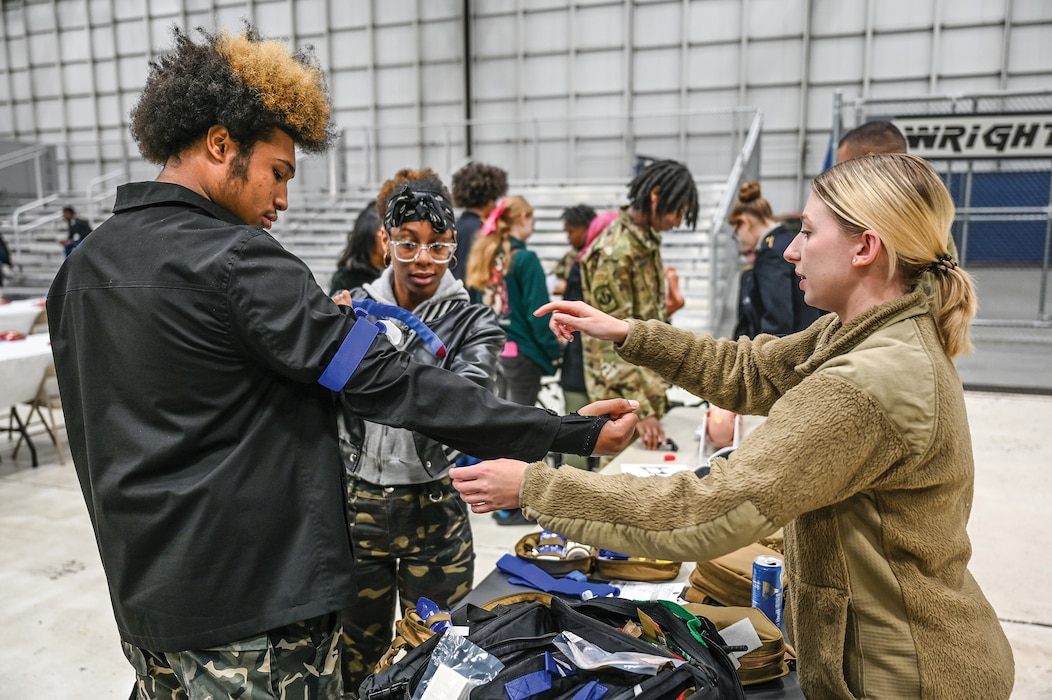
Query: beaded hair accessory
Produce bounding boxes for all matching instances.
[928,254,958,274]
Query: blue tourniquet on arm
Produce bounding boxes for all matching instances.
[317,309,380,391]
[317,301,449,391]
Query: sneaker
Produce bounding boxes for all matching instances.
[492,508,533,526]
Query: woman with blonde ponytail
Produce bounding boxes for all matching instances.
[451,154,1015,697]
[807,153,977,358]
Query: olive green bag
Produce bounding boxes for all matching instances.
[684,532,785,607]
[683,603,793,686]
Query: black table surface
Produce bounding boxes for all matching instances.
[459,567,804,699]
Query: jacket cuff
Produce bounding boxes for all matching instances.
[551,413,611,457]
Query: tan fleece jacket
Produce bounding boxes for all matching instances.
[521,290,1013,699]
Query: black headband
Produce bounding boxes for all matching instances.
[383,183,457,234]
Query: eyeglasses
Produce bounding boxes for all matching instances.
[388,237,458,263]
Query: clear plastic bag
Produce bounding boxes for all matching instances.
[410,631,506,700]
[551,630,683,676]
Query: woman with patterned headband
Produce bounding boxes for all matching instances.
[333,171,505,693]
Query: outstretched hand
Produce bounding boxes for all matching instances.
[449,398,641,512]
[534,300,631,344]
[579,398,640,455]
[450,459,530,514]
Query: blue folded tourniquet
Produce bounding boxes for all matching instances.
[496,554,620,600]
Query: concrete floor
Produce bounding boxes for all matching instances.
[1,389,1051,698]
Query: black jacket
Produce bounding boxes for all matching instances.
[735,224,822,338]
[47,182,604,651]
[452,210,482,282]
[341,273,505,481]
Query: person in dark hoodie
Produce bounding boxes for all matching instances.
[450,161,507,283]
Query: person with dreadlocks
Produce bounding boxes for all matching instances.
[45,26,637,699]
[580,159,699,451]
[333,170,504,693]
[452,153,1014,700]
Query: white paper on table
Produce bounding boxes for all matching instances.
[720,616,763,668]
[620,463,695,477]
[608,580,688,603]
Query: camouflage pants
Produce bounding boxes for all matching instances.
[122,613,342,700]
[340,476,474,693]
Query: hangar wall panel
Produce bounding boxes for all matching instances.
[0,0,1049,214]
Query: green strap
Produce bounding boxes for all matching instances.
[657,599,709,648]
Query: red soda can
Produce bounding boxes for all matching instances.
[751,555,784,626]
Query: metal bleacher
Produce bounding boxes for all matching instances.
[272,178,736,335]
[0,197,77,298]
[2,178,739,336]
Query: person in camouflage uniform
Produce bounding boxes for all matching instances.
[580,160,699,450]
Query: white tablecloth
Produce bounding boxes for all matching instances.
[0,333,54,407]
[0,297,48,335]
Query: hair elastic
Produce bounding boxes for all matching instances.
[928,254,958,275]
[479,197,507,237]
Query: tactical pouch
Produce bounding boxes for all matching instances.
[684,541,786,608]
[514,531,595,576]
[593,554,682,581]
[515,531,682,581]
[683,603,792,685]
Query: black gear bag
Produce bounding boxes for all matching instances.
[357,595,745,700]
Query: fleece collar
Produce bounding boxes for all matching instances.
[797,289,931,376]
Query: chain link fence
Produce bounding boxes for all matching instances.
[836,91,1052,331]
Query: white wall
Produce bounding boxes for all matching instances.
[1,0,1050,212]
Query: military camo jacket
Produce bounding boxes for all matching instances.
[579,207,669,420]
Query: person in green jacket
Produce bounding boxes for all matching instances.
[465,195,561,407]
[465,194,563,526]
[451,154,1014,699]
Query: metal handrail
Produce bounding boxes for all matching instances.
[11,193,61,260]
[0,145,50,200]
[706,110,764,331]
[0,144,48,169]
[85,169,124,227]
